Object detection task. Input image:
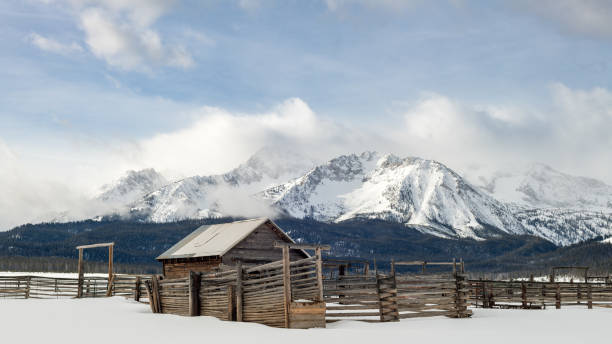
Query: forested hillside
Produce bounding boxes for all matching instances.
[1,218,612,274]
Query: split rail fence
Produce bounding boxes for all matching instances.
[324,260,472,323]
[468,280,612,309]
[0,274,151,301]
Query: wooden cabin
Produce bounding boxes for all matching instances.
[157,218,309,279]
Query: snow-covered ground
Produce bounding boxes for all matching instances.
[1,297,611,344]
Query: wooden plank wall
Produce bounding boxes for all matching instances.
[150,256,325,329]
[157,277,190,316]
[242,260,287,327]
[468,280,612,309]
[200,269,237,321]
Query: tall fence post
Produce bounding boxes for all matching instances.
[555,284,561,309]
[587,284,593,309]
[453,270,469,317]
[152,275,162,313]
[376,262,399,322]
[77,248,84,298]
[106,245,113,297]
[315,248,324,302]
[189,271,201,316]
[282,246,291,328]
[236,262,243,322]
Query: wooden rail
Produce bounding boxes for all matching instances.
[323,272,472,323]
[467,280,612,309]
[0,274,151,301]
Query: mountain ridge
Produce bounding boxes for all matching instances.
[43,149,612,247]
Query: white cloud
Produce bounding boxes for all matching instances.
[76,2,193,71]
[0,138,111,230]
[132,98,357,178]
[38,0,194,71]
[28,32,83,55]
[514,0,612,39]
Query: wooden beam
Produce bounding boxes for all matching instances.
[77,248,84,298]
[106,245,113,297]
[274,242,331,251]
[236,262,243,322]
[315,248,323,302]
[189,271,200,316]
[395,261,456,266]
[282,246,291,328]
[76,242,115,250]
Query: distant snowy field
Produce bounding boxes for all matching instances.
[1,298,611,344]
[0,271,107,278]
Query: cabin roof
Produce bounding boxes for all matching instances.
[156,218,306,260]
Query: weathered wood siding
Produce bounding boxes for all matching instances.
[163,257,222,279]
[222,223,307,265]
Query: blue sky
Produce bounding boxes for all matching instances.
[1,0,612,228]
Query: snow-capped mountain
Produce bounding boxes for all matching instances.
[473,163,612,210]
[260,152,526,239]
[97,168,169,210]
[128,148,317,222]
[91,149,612,247]
[514,208,612,246]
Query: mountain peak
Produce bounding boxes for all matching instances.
[97,168,169,208]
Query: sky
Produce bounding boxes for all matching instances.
[1,0,612,229]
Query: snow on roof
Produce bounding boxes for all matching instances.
[156,218,297,260]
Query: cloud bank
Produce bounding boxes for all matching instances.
[513,0,612,39]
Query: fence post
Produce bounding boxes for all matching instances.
[587,284,592,309]
[77,248,84,298]
[521,282,527,308]
[228,285,235,321]
[236,262,243,322]
[152,275,161,313]
[144,280,156,313]
[555,284,561,309]
[134,276,141,301]
[482,281,488,308]
[282,246,291,328]
[25,276,31,299]
[453,270,469,317]
[189,271,201,316]
[315,248,324,302]
[106,274,115,297]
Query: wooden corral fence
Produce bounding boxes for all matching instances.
[0,274,151,301]
[0,275,107,299]
[324,259,472,323]
[146,243,328,329]
[468,280,612,309]
[110,274,152,303]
